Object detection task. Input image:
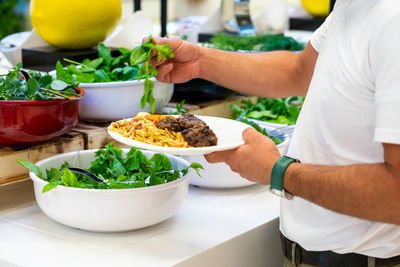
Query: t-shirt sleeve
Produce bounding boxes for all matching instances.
[309,13,333,52]
[371,15,400,144]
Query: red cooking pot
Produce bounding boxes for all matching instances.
[0,87,85,146]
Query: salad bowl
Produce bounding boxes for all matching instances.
[0,87,84,146]
[29,149,191,232]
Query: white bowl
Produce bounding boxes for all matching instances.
[0,32,30,66]
[78,78,173,121]
[247,118,293,130]
[184,134,290,189]
[29,149,190,232]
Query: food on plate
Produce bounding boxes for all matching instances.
[109,113,190,147]
[169,114,218,147]
[0,63,82,100]
[109,113,218,148]
[57,38,174,112]
[231,97,304,125]
[17,143,203,193]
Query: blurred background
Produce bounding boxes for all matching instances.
[0,0,328,40]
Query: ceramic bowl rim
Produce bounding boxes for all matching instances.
[72,77,160,88]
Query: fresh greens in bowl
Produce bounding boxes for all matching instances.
[231,97,304,125]
[0,63,81,100]
[17,143,203,193]
[56,38,174,113]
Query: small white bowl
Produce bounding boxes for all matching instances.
[0,31,30,66]
[78,78,173,121]
[184,134,290,189]
[29,149,190,232]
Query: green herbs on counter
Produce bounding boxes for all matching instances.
[164,100,188,115]
[57,39,174,113]
[17,143,203,193]
[231,97,304,125]
[207,33,306,52]
[0,63,81,100]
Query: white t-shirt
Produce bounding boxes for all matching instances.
[281,0,400,258]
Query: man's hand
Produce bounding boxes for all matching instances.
[145,37,202,84]
[205,127,281,184]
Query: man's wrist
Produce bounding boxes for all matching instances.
[282,162,300,196]
[197,46,208,80]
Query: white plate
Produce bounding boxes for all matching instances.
[107,115,251,155]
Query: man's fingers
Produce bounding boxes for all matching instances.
[142,36,163,44]
[242,127,262,144]
[205,151,227,163]
[205,149,236,164]
[155,63,173,82]
[149,57,166,68]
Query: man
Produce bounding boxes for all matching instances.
[148,0,400,266]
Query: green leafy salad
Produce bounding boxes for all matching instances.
[56,38,174,113]
[231,97,304,125]
[207,33,305,52]
[0,63,81,100]
[17,143,203,193]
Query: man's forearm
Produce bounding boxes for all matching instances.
[197,43,318,98]
[284,162,400,224]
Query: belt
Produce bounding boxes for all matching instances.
[280,232,400,267]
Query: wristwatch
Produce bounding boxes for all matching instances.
[268,156,300,200]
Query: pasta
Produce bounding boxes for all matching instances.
[109,113,192,148]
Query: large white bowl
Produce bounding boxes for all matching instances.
[184,134,290,189]
[29,149,190,232]
[78,78,173,121]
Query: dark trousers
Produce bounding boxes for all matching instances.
[280,232,400,267]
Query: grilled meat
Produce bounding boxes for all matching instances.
[178,114,217,147]
[181,126,217,147]
[156,114,218,147]
[157,117,181,132]
[178,114,206,128]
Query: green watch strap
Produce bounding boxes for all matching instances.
[270,156,298,196]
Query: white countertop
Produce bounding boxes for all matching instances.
[0,180,282,267]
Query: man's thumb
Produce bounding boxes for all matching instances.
[242,127,261,144]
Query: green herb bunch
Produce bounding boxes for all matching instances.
[208,33,305,52]
[57,39,174,113]
[130,37,174,113]
[17,143,203,193]
[231,97,304,125]
[0,63,80,100]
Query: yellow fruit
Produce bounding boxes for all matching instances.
[300,0,330,18]
[30,0,122,49]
